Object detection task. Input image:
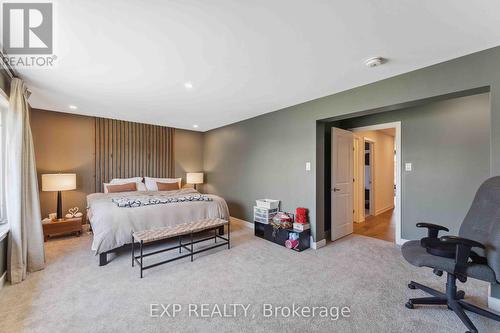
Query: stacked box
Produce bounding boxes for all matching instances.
[254,206,278,224]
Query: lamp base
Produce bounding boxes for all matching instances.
[57,191,63,220]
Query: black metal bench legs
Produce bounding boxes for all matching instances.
[131,225,230,278]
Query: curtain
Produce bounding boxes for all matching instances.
[5,78,44,283]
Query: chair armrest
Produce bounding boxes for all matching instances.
[416,223,449,238]
[440,236,485,249]
[439,236,486,282]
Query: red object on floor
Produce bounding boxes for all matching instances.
[296,207,308,224]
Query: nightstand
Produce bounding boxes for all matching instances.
[42,217,83,241]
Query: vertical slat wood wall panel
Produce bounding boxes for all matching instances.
[95,118,175,192]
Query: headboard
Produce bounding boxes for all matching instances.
[94,117,175,192]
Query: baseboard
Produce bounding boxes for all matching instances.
[375,205,394,216]
[396,238,410,246]
[0,271,6,290]
[310,237,326,250]
[230,216,254,229]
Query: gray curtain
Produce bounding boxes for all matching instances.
[6,78,45,283]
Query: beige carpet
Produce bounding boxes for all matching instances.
[1,221,499,333]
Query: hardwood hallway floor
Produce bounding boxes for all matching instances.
[353,209,395,242]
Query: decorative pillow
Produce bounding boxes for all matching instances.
[105,182,137,193]
[156,181,180,191]
[109,177,147,191]
[144,177,182,191]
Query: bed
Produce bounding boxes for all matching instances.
[87,188,230,265]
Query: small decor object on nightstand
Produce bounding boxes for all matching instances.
[65,207,83,219]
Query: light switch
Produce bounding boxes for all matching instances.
[405,163,412,172]
[306,162,311,171]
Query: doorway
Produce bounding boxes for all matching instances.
[330,122,401,243]
[364,140,375,218]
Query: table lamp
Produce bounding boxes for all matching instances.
[186,172,204,190]
[42,173,77,220]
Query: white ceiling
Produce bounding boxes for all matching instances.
[14,0,500,131]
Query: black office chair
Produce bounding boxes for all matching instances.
[402,176,500,333]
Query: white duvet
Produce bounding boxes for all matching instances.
[87,188,230,254]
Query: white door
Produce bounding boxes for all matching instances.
[331,127,354,241]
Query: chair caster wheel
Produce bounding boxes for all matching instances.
[457,290,465,299]
[405,302,414,309]
[433,268,443,277]
[408,283,416,289]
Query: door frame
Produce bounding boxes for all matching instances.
[363,138,376,218]
[353,135,362,223]
[350,122,402,244]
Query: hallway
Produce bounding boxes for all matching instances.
[353,209,395,242]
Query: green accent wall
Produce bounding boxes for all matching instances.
[334,93,491,239]
[204,46,500,242]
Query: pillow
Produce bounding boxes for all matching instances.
[156,181,180,191]
[109,177,147,191]
[110,177,143,184]
[144,177,181,191]
[105,182,137,193]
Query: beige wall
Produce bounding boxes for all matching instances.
[354,130,395,219]
[174,129,204,190]
[31,109,95,219]
[30,109,204,219]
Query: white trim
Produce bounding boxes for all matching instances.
[0,223,8,242]
[230,216,254,229]
[363,138,376,217]
[396,238,410,246]
[351,121,402,244]
[310,237,326,249]
[0,90,8,105]
[488,285,500,312]
[375,205,395,216]
[0,272,6,290]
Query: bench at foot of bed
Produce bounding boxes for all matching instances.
[132,218,230,278]
[98,219,229,267]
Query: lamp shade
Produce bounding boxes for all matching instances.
[42,174,77,192]
[186,172,204,184]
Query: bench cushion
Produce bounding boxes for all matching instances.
[133,218,228,243]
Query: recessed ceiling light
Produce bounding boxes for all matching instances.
[69,105,78,110]
[184,82,193,89]
[364,57,386,67]
[193,124,199,128]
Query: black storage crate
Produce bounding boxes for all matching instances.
[254,221,310,252]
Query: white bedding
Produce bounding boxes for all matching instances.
[87,188,230,254]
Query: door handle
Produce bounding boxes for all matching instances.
[333,188,340,192]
